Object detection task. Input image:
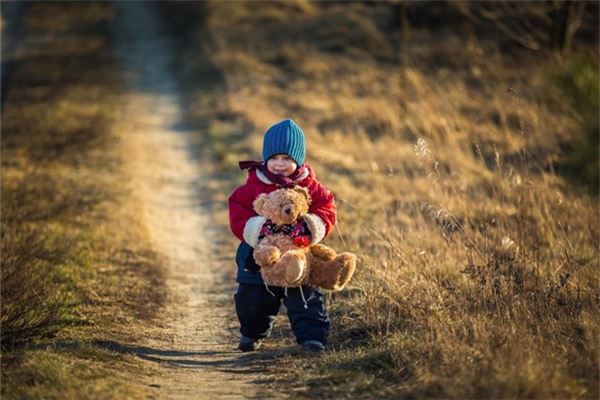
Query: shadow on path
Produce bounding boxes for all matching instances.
[94,340,266,371]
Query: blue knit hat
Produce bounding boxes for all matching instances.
[262,119,306,165]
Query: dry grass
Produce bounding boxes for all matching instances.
[169,1,599,398]
[1,3,165,398]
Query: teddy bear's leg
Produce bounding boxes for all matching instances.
[253,244,281,267]
[309,244,337,262]
[330,253,357,291]
[277,250,307,286]
[260,263,281,287]
[311,253,357,291]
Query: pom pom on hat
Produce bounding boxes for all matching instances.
[262,119,306,165]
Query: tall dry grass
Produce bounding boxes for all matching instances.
[1,2,165,398]
[1,1,118,348]
[168,1,599,397]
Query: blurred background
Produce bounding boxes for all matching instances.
[2,1,599,399]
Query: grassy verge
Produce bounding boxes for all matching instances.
[165,2,598,398]
[548,52,599,194]
[1,3,165,398]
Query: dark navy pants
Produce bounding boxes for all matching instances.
[234,283,330,344]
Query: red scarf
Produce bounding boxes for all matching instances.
[239,160,307,188]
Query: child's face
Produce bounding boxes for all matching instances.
[266,154,297,177]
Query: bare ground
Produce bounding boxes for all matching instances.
[109,3,275,398]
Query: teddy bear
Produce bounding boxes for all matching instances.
[251,186,356,291]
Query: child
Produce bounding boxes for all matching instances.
[228,119,337,352]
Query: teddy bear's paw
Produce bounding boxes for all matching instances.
[330,253,357,291]
[254,244,281,266]
[309,244,337,262]
[280,251,307,285]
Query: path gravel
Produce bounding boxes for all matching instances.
[111,3,272,398]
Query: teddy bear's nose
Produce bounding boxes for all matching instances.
[283,205,292,215]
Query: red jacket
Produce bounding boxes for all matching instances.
[228,163,336,247]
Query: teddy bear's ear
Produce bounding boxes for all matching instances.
[293,186,311,205]
[253,193,267,213]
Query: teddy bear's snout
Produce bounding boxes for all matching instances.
[282,205,293,215]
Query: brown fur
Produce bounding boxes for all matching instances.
[252,187,357,291]
[253,187,311,226]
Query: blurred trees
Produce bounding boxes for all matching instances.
[454,0,598,53]
[456,1,590,54]
[391,1,598,54]
[550,1,587,53]
[551,53,599,193]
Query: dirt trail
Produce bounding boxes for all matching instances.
[111,4,269,398]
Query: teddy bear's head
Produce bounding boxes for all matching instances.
[253,186,311,225]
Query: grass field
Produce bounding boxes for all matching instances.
[1,3,165,398]
[167,2,599,398]
[2,1,598,398]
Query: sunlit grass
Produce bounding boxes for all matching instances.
[168,1,599,398]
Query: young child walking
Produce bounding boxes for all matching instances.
[228,119,337,352]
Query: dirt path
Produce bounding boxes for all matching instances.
[111,3,270,398]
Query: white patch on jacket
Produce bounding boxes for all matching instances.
[243,216,267,247]
[303,213,326,244]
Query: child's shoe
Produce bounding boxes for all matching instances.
[301,340,325,353]
[238,336,262,352]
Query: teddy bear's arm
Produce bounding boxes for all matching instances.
[309,243,337,261]
[253,243,281,266]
